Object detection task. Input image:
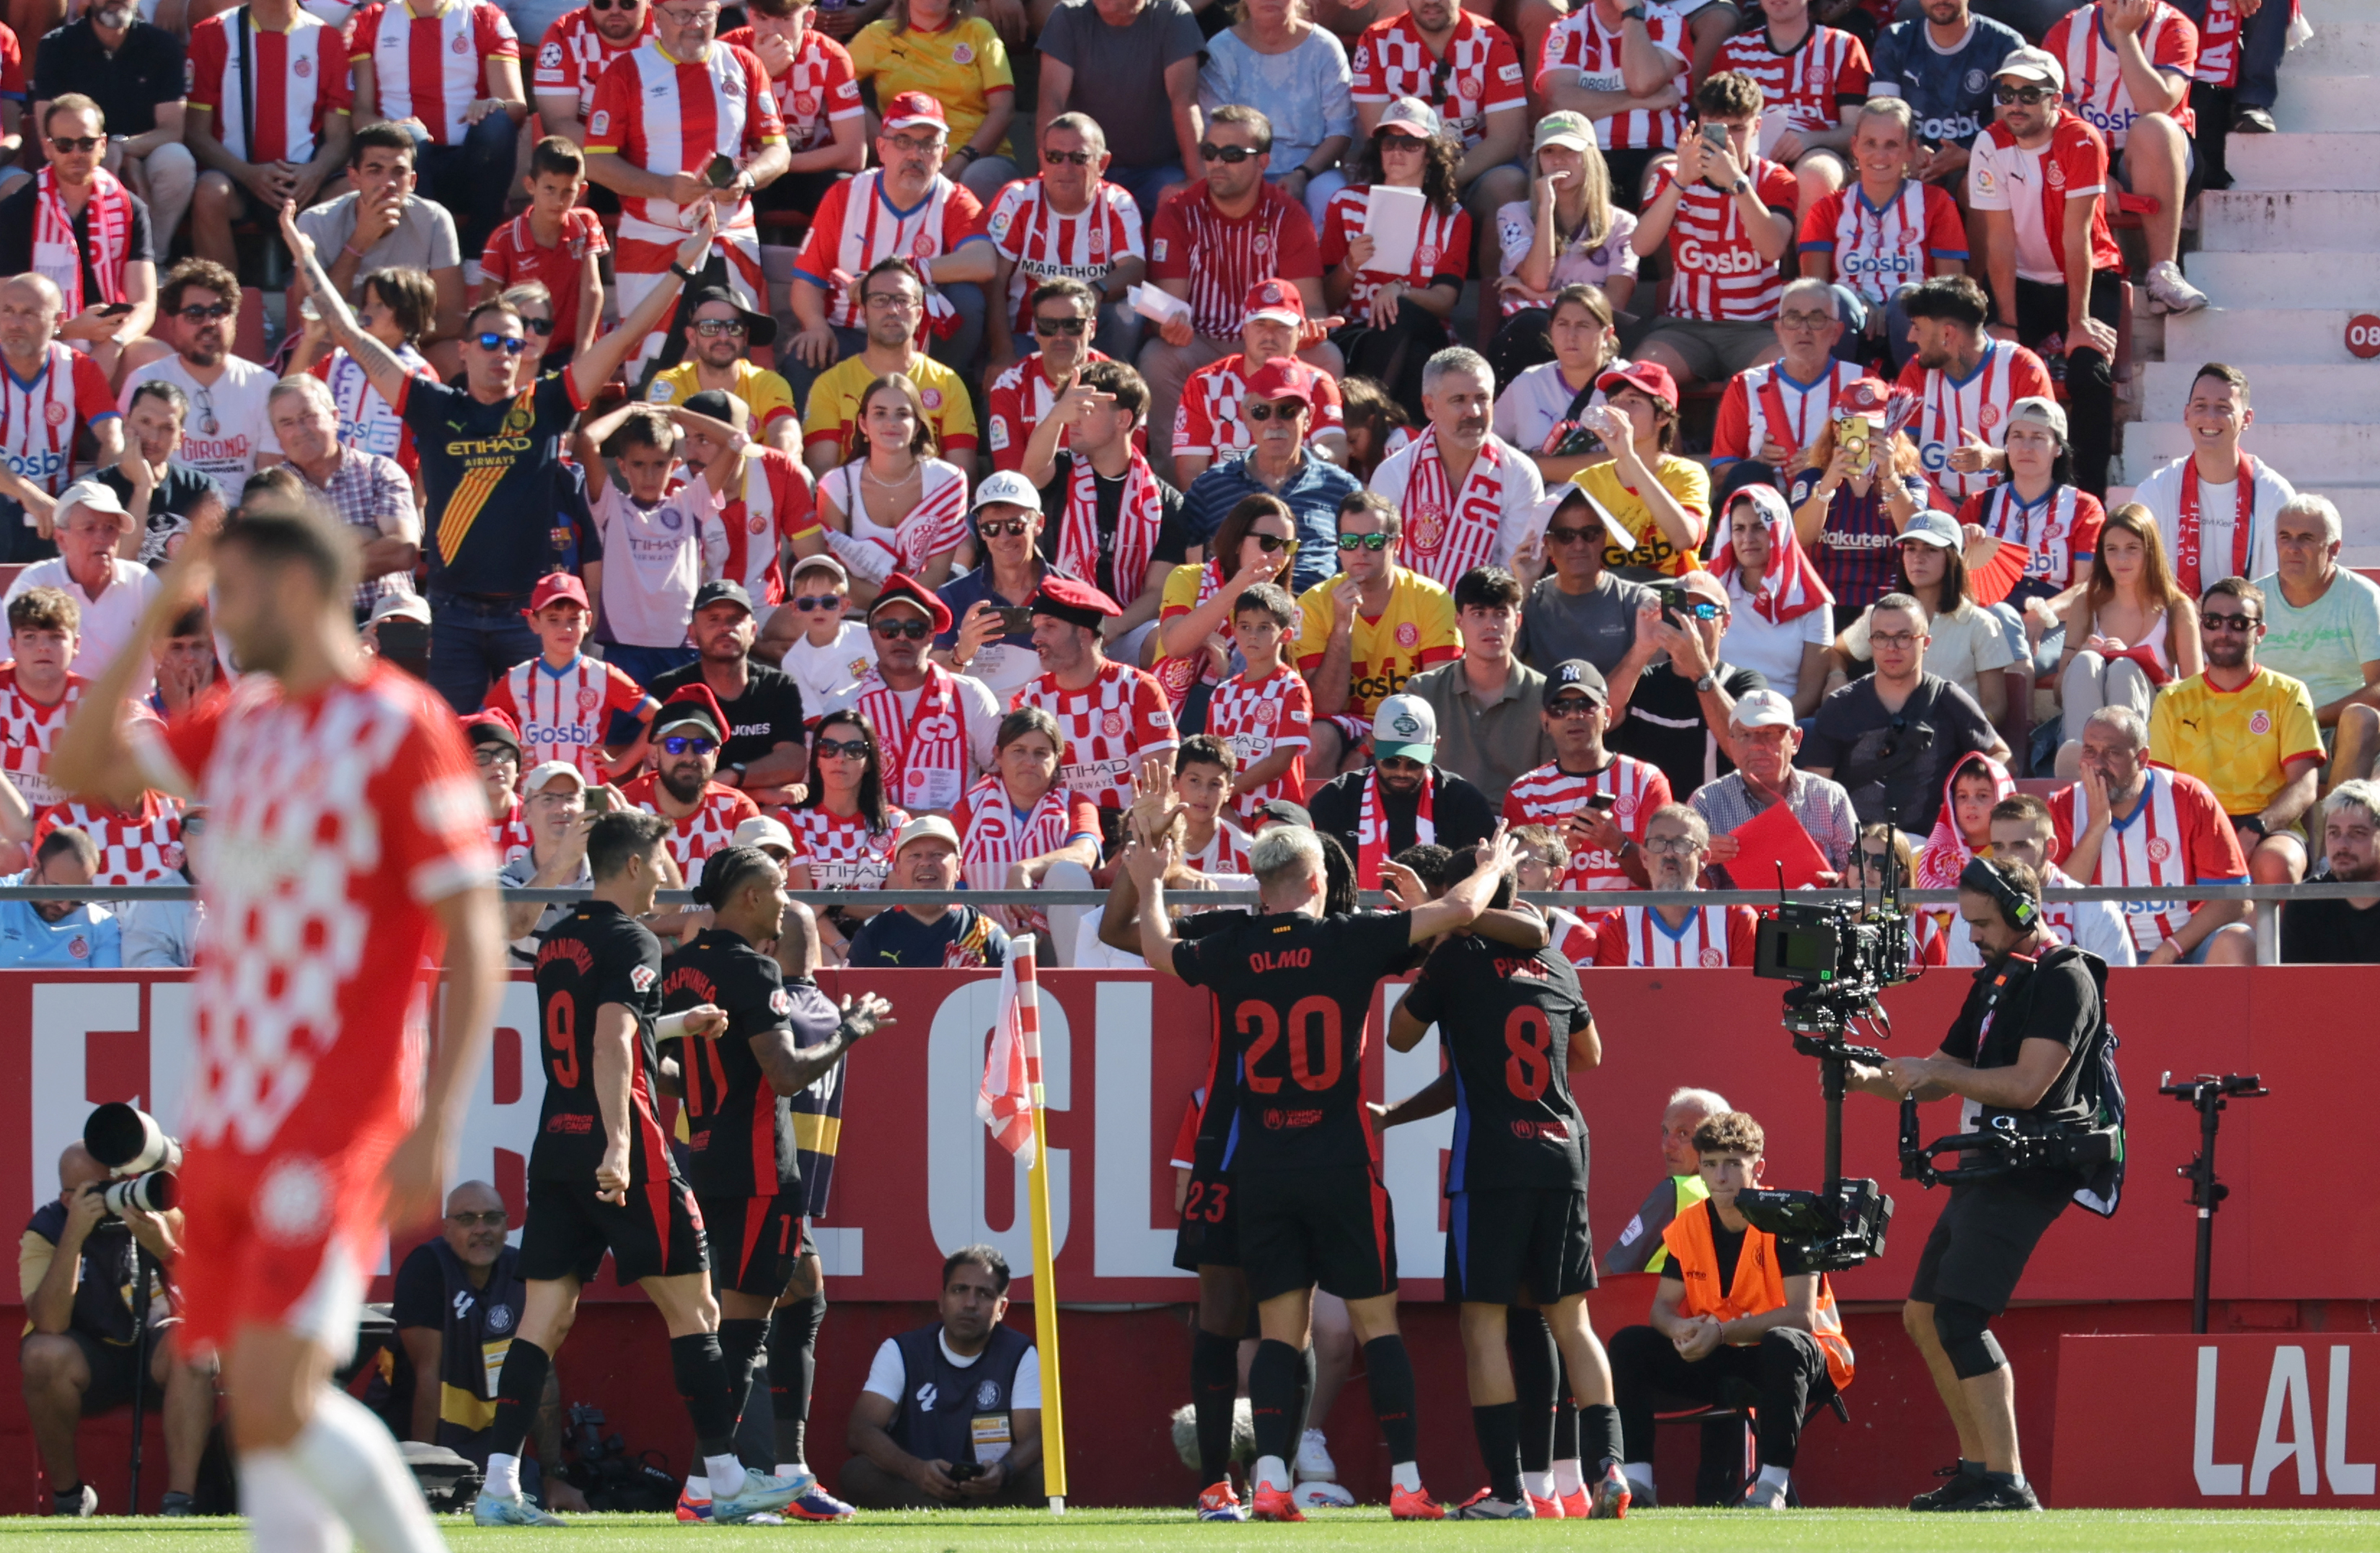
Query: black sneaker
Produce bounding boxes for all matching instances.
[1949,1475,2042,1512]
[1908,1461,1985,1511]
[2232,105,2278,133]
[161,1492,195,1517]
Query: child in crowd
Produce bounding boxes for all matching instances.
[482,573,658,782]
[763,554,878,726]
[478,136,609,366]
[1171,736,1253,876]
[572,404,733,687]
[1203,583,1313,822]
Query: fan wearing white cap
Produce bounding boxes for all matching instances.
[497,762,598,964]
[1,480,162,701]
[1834,509,2017,725]
[844,815,1012,969]
[1955,395,2108,610]
[1685,688,1859,887]
[930,473,1052,703]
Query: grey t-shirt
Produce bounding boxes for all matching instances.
[1038,0,1207,169]
[1516,571,1653,679]
[500,850,593,964]
[295,193,462,294]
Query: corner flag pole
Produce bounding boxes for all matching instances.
[1016,940,1068,1513]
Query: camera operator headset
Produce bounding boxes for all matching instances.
[1846,856,2115,1514]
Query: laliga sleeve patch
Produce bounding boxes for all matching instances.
[630,964,658,992]
[770,987,794,1015]
[589,109,611,137]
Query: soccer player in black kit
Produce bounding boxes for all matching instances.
[474,811,812,1527]
[1129,821,1523,1522]
[661,846,892,1523]
[1390,875,1631,1521]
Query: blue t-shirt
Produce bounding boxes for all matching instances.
[0,874,121,967]
[401,371,585,599]
[1181,453,1362,595]
[846,905,1011,969]
[1869,14,2027,149]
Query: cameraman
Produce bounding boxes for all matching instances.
[1848,858,2110,1514]
[20,1143,216,1518]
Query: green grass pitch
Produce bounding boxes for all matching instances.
[6,1508,2379,1551]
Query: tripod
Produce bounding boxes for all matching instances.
[2160,1073,2267,1335]
[126,1246,157,1513]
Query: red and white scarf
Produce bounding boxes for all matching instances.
[1153,558,1229,714]
[1056,449,1165,604]
[1395,426,1513,590]
[955,774,1081,890]
[32,168,132,313]
[858,665,970,814]
[1355,767,1434,889]
[2174,452,2257,601]
[1916,752,2014,890]
[1709,493,1833,624]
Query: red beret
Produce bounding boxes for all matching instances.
[654,682,727,740]
[1031,576,1122,628]
[868,571,954,635]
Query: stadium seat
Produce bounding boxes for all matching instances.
[1654,1390,1849,1507]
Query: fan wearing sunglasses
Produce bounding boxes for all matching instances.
[987,278,1111,477]
[983,116,1146,374]
[118,258,281,496]
[784,708,909,963]
[1297,488,1461,776]
[288,125,468,374]
[936,472,1054,703]
[648,288,800,454]
[289,265,437,472]
[854,572,1004,814]
[0,95,156,384]
[1152,492,1300,723]
[620,685,765,881]
[1319,99,1471,418]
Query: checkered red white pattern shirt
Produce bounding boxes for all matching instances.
[781,804,909,890]
[349,0,519,147]
[1172,353,1347,463]
[987,177,1144,335]
[1649,157,1801,322]
[2045,1,2198,146]
[1502,756,1671,892]
[38,792,184,886]
[532,4,653,122]
[1713,25,1871,136]
[620,773,762,879]
[1535,4,1690,151]
[1010,661,1179,811]
[482,654,653,779]
[0,666,84,809]
[1205,667,1311,820]
[187,7,354,167]
[1147,182,1324,340]
[719,24,861,153]
[1349,11,1525,151]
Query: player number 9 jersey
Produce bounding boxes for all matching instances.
[531,900,669,1184]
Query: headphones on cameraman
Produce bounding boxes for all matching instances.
[1960,855,2040,933]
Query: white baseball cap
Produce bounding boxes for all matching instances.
[369,591,433,625]
[971,470,1043,514]
[1371,693,1437,763]
[1729,688,1797,731]
[733,814,794,855]
[56,478,129,521]
[523,760,586,795]
[894,814,961,853]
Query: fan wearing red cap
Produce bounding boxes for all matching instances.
[482,573,662,786]
[619,684,764,880]
[845,10,1021,196]
[1171,279,1352,485]
[1318,98,1474,410]
[1561,359,1711,578]
[853,572,1005,815]
[1013,575,1180,813]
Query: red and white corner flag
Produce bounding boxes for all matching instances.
[977,939,1040,1158]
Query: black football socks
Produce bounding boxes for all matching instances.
[1248,1337,1304,1469]
[1472,1402,1524,1503]
[768,1285,827,1466]
[1191,1327,1240,1487]
[1362,1335,1422,1466]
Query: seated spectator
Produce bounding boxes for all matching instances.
[984,117,1147,371]
[987,280,1113,476]
[1171,283,1351,489]
[852,574,1004,814]
[723,0,867,219]
[498,761,593,964]
[812,374,973,598]
[2132,362,2296,604]
[1942,791,2134,967]
[2150,577,2324,887]
[850,0,1020,201]
[1561,361,1709,580]
[0,586,88,815]
[0,273,120,560]
[1690,687,1859,885]
[1308,692,1497,881]
[1033,0,1207,221]
[1795,99,1967,375]
[845,817,1013,967]
[953,705,1103,962]
[288,123,465,361]
[1959,397,2105,658]
[651,581,812,806]
[933,475,1056,704]
[785,708,912,962]
[572,404,731,686]
[98,384,226,571]
[1202,576,1313,818]
[1913,748,2011,889]
[2054,502,2198,776]
[1607,1109,1852,1509]
[120,260,283,493]
[290,266,436,478]
[1802,590,2009,830]
[1166,736,1257,875]
[30,4,195,257]
[26,775,184,887]
[644,288,798,454]
[20,1140,213,1519]
[1493,283,1624,489]
[1337,374,1411,481]
[621,686,764,880]
[1489,118,1638,384]
[1864,0,2022,194]
[1892,274,2054,509]
[1199,0,1356,226]
[2257,496,2380,788]
[1509,822,1600,967]
[146,605,219,722]
[0,827,120,967]
[764,555,877,716]
[1607,567,1769,797]
[799,259,981,478]
[183,0,352,271]
[2282,779,2380,965]
[1014,575,1181,815]
[482,573,657,784]
[842,1246,1041,1508]
[1837,509,2015,724]
[348,0,526,259]
[1021,361,1189,653]
[1150,493,1297,720]
[1404,566,1553,809]
[1512,486,1655,685]
[1297,489,1460,774]
[267,374,422,624]
[1709,278,1865,484]
[2040,0,2207,317]
[476,138,606,368]
[1709,487,1834,716]
[1714,0,1872,226]
[387,1182,584,1511]
[1629,72,1799,394]
[1791,390,1930,622]
[1140,107,1342,461]
[1503,658,1668,892]
[1605,1085,1731,1276]
[1321,100,1471,415]
[1184,357,1364,598]
[1851,819,1952,963]
[118,806,202,968]
[2052,704,2253,964]
[1531,0,1693,212]
[1368,348,1544,594]
[465,709,529,860]
[1591,804,1760,966]
[666,390,816,612]
[529,0,656,156]
[4,483,160,701]
[0,95,157,383]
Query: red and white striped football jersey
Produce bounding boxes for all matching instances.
[1184,817,1253,875]
[2048,767,2245,952]
[1205,666,1311,821]
[987,177,1145,335]
[1710,358,1866,465]
[1010,661,1180,812]
[2193,0,2241,87]
[586,39,783,270]
[187,7,354,167]
[489,797,532,866]
[793,170,988,330]
[481,654,653,779]
[1502,756,1671,892]
[1797,179,1966,306]
[315,343,428,475]
[781,803,908,890]
[1894,338,2058,503]
[0,666,86,809]
[1965,115,2125,286]
[821,458,972,582]
[531,4,653,123]
[719,23,860,154]
[1349,10,1526,151]
[1649,157,1800,322]
[986,349,1115,470]
[719,446,814,604]
[1547,905,1599,968]
[1714,25,1871,136]
[350,0,519,147]
[1318,185,1473,329]
[1959,483,2105,591]
[1534,4,1690,151]
[1146,180,1324,340]
[1591,902,1758,967]
[1,344,122,499]
[1171,353,1347,465]
[620,773,762,878]
[38,793,184,887]
[951,775,1098,890]
[2045,1,2198,147]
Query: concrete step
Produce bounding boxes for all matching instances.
[2302,0,2380,25]
[2199,190,2380,250]
[2113,422,2380,485]
[2226,133,2380,190]
[2141,362,2380,420]
[2275,73,2380,131]
[2181,250,2380,308]
[2291,19,2380,71]
[2161,306,2380,365]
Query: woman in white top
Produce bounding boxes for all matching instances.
[1489,111,1638,382]
[814,374,973,601]
[1832,510,2016,723]
[1197,0,1356,224]
[1491,282,1623,486]
[1709,484,1834,716]
[2053,503,2200,777]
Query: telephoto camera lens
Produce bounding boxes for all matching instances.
[85,1102,182,1175]
[100,1170,179,1217]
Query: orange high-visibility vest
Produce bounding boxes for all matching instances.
[1660,1199,1855,1391]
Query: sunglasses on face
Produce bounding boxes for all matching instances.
[692,317,748,337]
[977,517,1033,538]
[1043,149,1096,167]
[792,593,845,610]
[1033,315,1088,337]
[472,332,529,355]
[588,0,639,9]
[864,291,920,311]
[1673,600,1726,621]
[175,302,234,322]
[2203,612,2261,633]
[1547,698,1598,718]
[1994,84,2054,105]
[1376,134,1427,154]
[1244,400,1305,423]
[1544,525,1605,547]
[1377,756,1427,773]
[1199,142,1261,164]
[446,1210,508,1228]
[816,736,871,760]
[661,735,718,756]
[519,317,555,336]
[1249,532,1296,553]
[1337,532,1392,552]
[50,135,102,153]
[871,617,933,641]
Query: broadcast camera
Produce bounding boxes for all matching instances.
[84,1102,181,1218]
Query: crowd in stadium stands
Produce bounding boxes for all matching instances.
[0,0,2366,971]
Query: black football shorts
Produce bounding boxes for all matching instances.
[1907,1171,2075,1315]
[1238,1164,1398,1303]
[700,1192,804,1297]
[1172,1166,1240,1272]
[1445,1187,1597,1306]
[519,1173,708,1286]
